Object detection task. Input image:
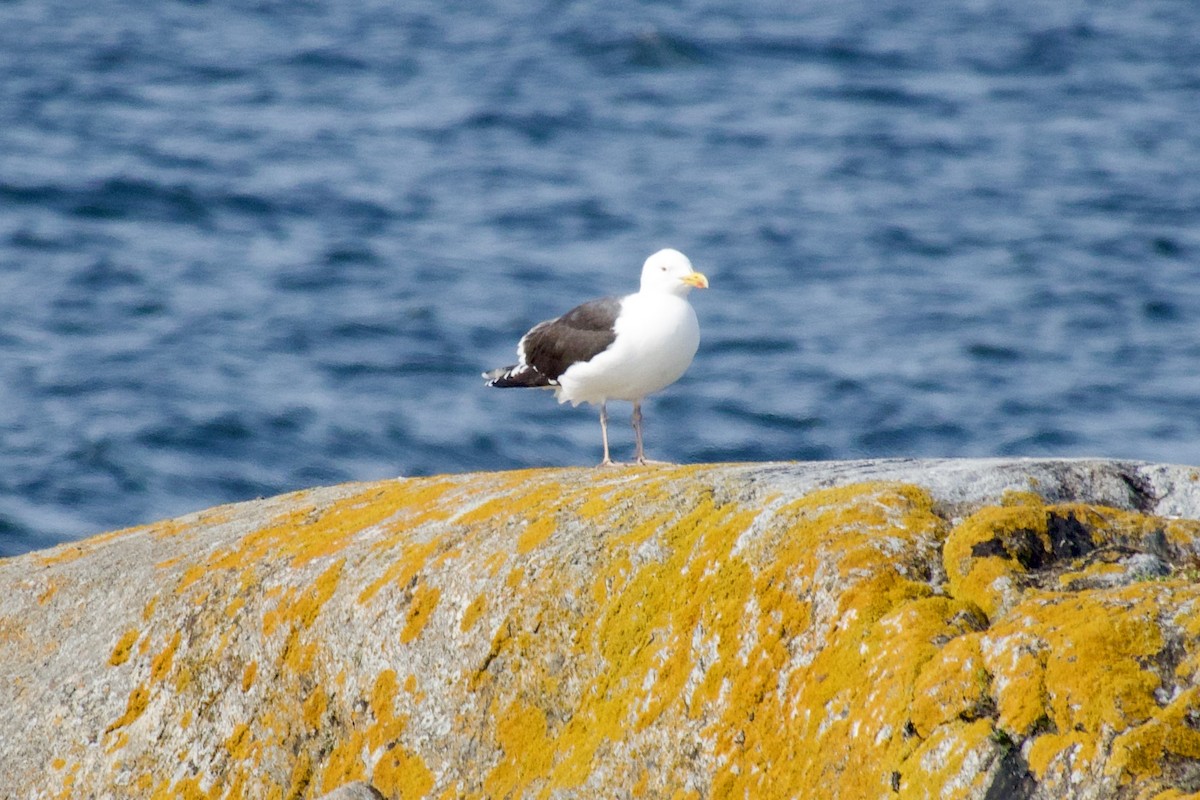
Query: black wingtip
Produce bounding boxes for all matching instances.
[484,364,555,388]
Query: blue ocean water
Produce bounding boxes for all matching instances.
[2,0,1199,556]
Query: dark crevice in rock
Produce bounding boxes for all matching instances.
[1045,512,1095,562]
[970,538,1008,559]
[1119,469,1158,513]
[982,742,1037,800]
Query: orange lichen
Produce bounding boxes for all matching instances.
[483,701,555,796]
[517,516,556,554]
[303,684,328,730]
[241,661,257,692]
[105,684,149,734]
[459,480,955,798]
[400,584,441,644]
[372,744,434,800]
[292,559,345,630]
[224,596,245,618]
[368,670,403,741]
[37,580,58,604]
[150,631,181,683]
[34,524,146,567]
[460,594,487,632]
[358,539,441,606]
[1109,686,1200,782]
[319,731,369,793]
[17,467,1200,799]
[225,722,253,761]
[109,628,140,667]
[285,751,313,800]
[505,567,525,590]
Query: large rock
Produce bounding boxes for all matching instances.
[2,459,1200,799]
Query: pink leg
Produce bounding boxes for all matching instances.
[633,401,646,465]
[599,402,615,466]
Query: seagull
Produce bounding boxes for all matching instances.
[484,248,709,466]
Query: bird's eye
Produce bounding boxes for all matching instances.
[660,266,667,271]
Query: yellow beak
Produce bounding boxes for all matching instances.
[682,271,709,289]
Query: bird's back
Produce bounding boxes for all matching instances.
[555,291,699,405]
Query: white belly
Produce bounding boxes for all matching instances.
[556,293,700,406]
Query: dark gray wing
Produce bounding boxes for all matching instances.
[521,296,621,381]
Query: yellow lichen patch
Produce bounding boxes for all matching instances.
[451,470,569,528]
[900,718,997,799]
[224,773,249,800]
[233,488,386,567]
[303,684,328,730]
[225,722,254,761]
[34,523,149,567]
[400,583,441,644]
[37,580,58,604]
[35,545,89,568]
[358,539,441,606]
[432,545,463,568]
[984,586,1181,785]
[225,594,246,619]
[263,559,345,641]
[148,775,205,800]
[105,684,150,734]
[155,555,185,570]
[945,501,1199,621]
[1109,686,1200,784]
[577,464,705,523]
[505,567,525,590]
[1001,489,1046,507]
[372,744,435,800]
[484,551,507,577]
[1026,730,1096,782]
[171,479,456,604]
[52,761,81,800]
[174,561,212,596]
[460,594,487,633]
[906,610,991,739]
[319,730,369,793]
[982,632,1048,737]
[291,559,344,630]
[483,701,555,797]
[150,631,181,683]
[285,751,313,800]
[279,626,321,675]
[241,661,257,692]
[1040,598,1162,732]
[142,595,158,622]
[1163,517,1200,550]
[458,479,954,798]
[109,628,141,666]
[516,516,556,554]
[943,504,1053,619]
[146,520,187,540]
[367,669,406,747]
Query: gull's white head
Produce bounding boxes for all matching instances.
[639,248,710,296]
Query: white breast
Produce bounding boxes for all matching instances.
[555,292,700,406]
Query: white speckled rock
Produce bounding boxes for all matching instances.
[2,459,1200,799]
[317,782,385,800]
